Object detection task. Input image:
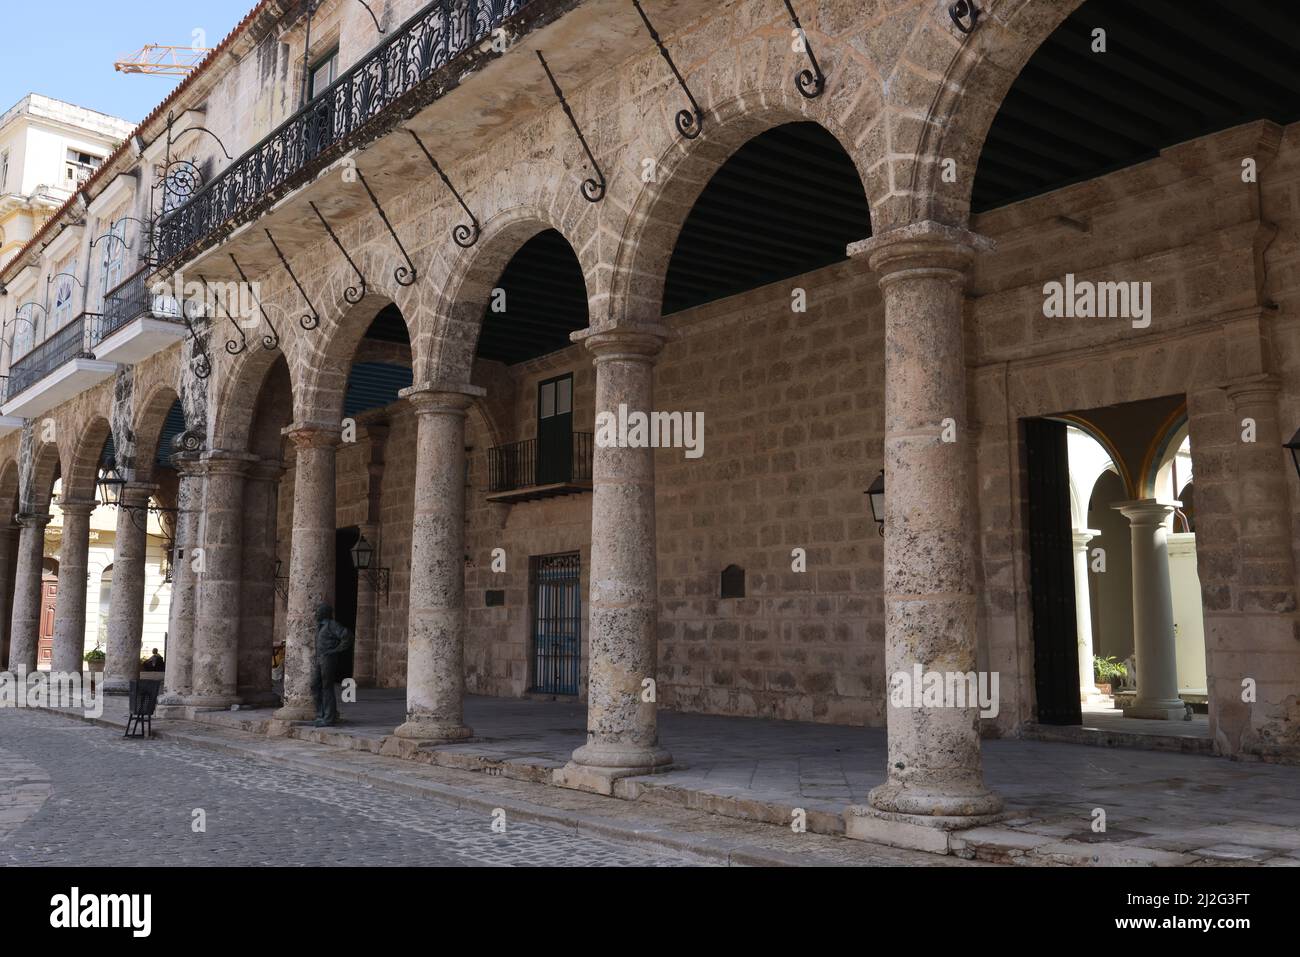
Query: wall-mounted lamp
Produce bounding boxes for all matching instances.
[273,556,289,604]
[865,469,885,536]
[1285,428,1300,482]
[350,534,390,599]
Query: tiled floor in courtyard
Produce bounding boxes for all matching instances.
[51,688,1300,864]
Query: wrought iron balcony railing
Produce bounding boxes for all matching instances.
[6,313,97,402]
[488,432,593,493]
[154,0,533,267]
[95,266,183,345]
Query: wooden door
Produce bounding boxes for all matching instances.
[38,580,57,667]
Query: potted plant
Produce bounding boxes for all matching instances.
[1093,654,1126,695]
[83,646,106,674]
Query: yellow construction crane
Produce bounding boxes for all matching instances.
[114,45,212,77]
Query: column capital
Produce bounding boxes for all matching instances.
[399,382,485,415]
[15,512,52,529]
[1225,373,1281,407]
[246,457,286,483]
[282,421,342,449]
[1113,499,1179,525]
[847,221,994,284]
[198,449,258,475]
[171,450,205,476]
[56,498,98,518]
[1072,528,1101,549]
[571,323,670,361]
[121,481,158,508]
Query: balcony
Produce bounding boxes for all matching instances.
[487,432,593,503]
[153,0,535,269]
[1,314,117,418]
[0,378,21,434]
[93,267,189,364]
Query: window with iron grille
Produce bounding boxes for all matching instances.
[530,552,581,695]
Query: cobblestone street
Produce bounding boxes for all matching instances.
[0,709,704,867]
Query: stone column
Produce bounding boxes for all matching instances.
[1073,529,1100,702]
[50,499,96,676]
[847,222,1003,830]
[186,451,255,708]
[237,458,282,705]
[273,424,339,721]
[392,387,481,741]
[158,454,204,715]
[1225,376,1297,612]
[562,327,673,777]
[0,521,19,668]
[7,512,52,671]
[1115,499,1185,719]
[103,482,157,694]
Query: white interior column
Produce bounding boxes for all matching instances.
[1072,528,1100,702]
[1115,499,1185,719]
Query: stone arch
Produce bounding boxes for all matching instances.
[294,280,413,426]
[605,96,874,329]
[896,0,1087,228]
[0,459,19,521]
[131,384,183,481]
[211,340,304,452]
[27,441,63,514]
[1142,407,1191,499]
[65,416,113,503]
[424,206,585,386]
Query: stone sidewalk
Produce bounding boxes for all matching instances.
[38,690,1300,866]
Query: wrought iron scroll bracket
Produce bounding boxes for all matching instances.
[407,130,480,248]
[949,0,981,35]
[782,1,825,98]
[631,0,703,139]
[265,229,321,331]
[537,51,606,202]
[355,170,417,287]
[199,272,249,357]
[178,308,213,380]
[310,202,368,305]
[230,255,280,350]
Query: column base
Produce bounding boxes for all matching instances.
[236,688,282,708]
[568,741,673,771]
[182,694,240,710]
[273,700,317,722]
[391,716,474,743]
[866,777,1004,820]
[100,677,137,696]
[1124,698,1187,720]
[844,803,1006,854]
[553,757,676,796]
[154,695,189,719]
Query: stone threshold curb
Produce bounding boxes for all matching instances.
[1020,722,1214,755]
[31,705,970,868]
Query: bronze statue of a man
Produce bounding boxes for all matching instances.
[310,603,354,727]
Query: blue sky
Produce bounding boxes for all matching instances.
[0,0,256,125]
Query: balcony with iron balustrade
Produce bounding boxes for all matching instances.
[487,432,592,503]
[92,266,190,365]
[1,313,117,419]
[0,377,21,434]
[142,0,707,286]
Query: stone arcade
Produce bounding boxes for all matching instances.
[1,0,1298,848]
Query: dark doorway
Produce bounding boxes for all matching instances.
[1024,417,1082,725]
[530,552,581,695]
[536,373,574,486]
[334,526,360,682]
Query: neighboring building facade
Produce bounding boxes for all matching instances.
[0,0,1298,836]
[0,95,134,270]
